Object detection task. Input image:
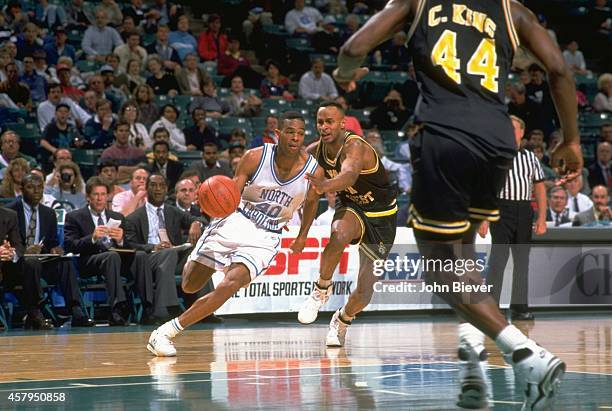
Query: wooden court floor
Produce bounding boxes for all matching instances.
[0,312,611,410]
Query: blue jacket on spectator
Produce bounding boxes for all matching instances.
[20,71,47,104]
[83,117,116,149]
[43,42,77,66]
[168,30,197,62]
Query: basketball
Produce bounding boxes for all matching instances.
[197,175,240,218]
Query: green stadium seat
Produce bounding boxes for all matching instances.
[286,38,314,53]
[4,122,40,139]
[385,71,409,84]
[76,60,101,73]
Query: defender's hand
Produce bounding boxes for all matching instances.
[333,67,369,92]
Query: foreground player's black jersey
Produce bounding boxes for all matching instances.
[408,0,519,159]
[315,132,396,213]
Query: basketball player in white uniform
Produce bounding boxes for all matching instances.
[148,111,325,356]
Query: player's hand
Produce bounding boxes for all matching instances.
[550,142,583,182]
[188,222,201,245]
[332,67,369,92]
[533,218,547,236]
[93,226,109,241]
[289,236,307,254]
[108,227,123,242]
[305,172,327,195]
[477,220,489,238]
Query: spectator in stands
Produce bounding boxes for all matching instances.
[508,82,545,134]
[56,64,84,101]
[146,55,179,96]
[600,123,612,144]
[284,0,322,35]
[298,58,338,101]
[188,78,230,118]
[112,167,148,216]
[313,15,341,54]
[225,75,262,117]
[198,14,227,62]
[175,52,209,96]
[546,186,574,227]
[188,141,232,182]
[528,129,545,150]
[1,41,21,74]
[44,160,86,210]
[178,168,200,187]
[41,103,83,155]
[38,83,90,131]
[146,140,182,189]
[114,59,146,96]
[15,23,43,61]
[81,89,98,116]
[118,15,139,40]
[133,84,158,129]
[125,173,199,322]
[146,127,178,163]
[365,130,411,193]
[120,101,151,149]
[66,0,93,29]
[43,27,76,66]
[528,143,557,185]
[340,13,360,44]
[145,24,181,71]
[100,120,147,182]
[0,131,37,179]
[588,141,612,190]
[241,7,273,51]
[25,62,50,98]
[149,103,186,151]
[563,40,588,76]
[32,50,52,82]
[97,158,124,201]
[173,178,200,217]
[566,175,593,214]
[35,0,66,30]
[0,11,11,43]
[104,53,122,74]
[113,30,147,72]
[0,157,29,197]
[573,185,611,226]
[97,0,121,27]
[335,95,363,135]
[83,99,116,149]
[383,31,410,71]
[260,59,293,101]
[526,63,556,134]
[55,56,85,87]
[88,72,122,113]
[64,176,152,326]
[5,1,29,33]
[593,73,612,113]
[0,62,31,110]
[123,0,157,33]
[370,89,411,131]
[217,35,261,88]
[7,173,94,327]
[168,14,196,62]
[219,128,247,161]
[44,148,84,190]
[150,0,183,28]
[250,115,279,148]
[82,8,123,62]
[183,107,216,150]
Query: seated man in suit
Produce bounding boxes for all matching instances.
[64,177,155,326]
[546,187,575,227]
[573,185,611,226]
[588,142,611,191]
[7,174,94,327]
[125,173,202,322]
[0,206,53,329]
[147,141,183,191]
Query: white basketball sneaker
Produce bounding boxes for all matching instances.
[147,328,177,357]
[505,340,565,411]
[298,283,332,324]
[325,309,350,347]
[456,342,490,409]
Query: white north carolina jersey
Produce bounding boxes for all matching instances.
[239,143,317,232]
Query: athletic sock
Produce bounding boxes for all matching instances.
[339,307,354,324]
[317,278,332,289]
[495,325,529,354]
[458,322,486,356]
[159,318,184,339]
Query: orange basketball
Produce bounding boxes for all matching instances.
[198,175,241,218]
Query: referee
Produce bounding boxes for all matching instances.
[479,115,547,321]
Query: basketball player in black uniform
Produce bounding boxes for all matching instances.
[330,0,583,410]
[296,101,397,347]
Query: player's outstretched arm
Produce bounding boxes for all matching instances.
[232,147,264,193]
[512,1,583,178]
[290,166,325,253]
[306,139,365,194]
[334,0,416,90]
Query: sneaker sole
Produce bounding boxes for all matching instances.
[147,342,176,357]
[325,338,344,347]
[297,312,318,324]
[526,358,566,411]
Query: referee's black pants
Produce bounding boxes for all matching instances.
[487,200,533,313]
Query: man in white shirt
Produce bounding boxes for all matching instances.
[37,83,91,131]
[298,58,338,101]
[562,41,587,75]
[284,0,323,35]
[565,174,593,214]
[113,31,148,72]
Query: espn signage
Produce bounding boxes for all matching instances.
[264,237,350,275]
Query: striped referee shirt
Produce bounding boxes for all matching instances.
[498,149,545,201]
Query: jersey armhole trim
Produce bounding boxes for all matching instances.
[503,0,520,51]
[250,144,268,184]
[346,135,380,175]
[405,0,426,45]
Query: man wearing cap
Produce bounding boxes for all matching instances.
[37,82,91,131]
[314,15,341,54]
[43,27,76,66]
[41,103,83,155]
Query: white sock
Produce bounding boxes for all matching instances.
[495,325,528,354]
[458,322,486,355]
[159,318,184,339]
